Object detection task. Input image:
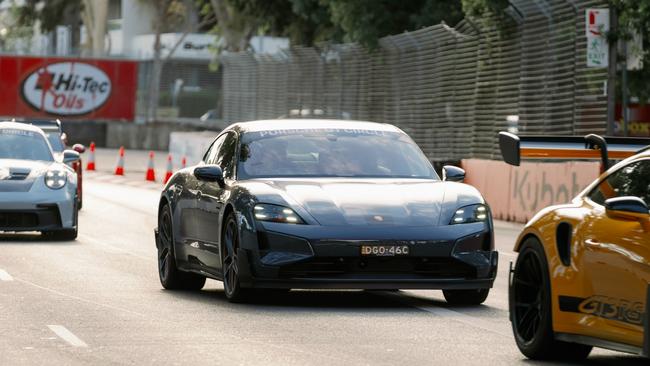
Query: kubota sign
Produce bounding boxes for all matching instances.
[0,56,137,121]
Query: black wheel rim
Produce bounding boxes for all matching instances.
[158,208,173,282]
[222,219,239,297]
[513,250,544,344]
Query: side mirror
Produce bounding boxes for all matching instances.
[72,143,86,153]
[442,165,465,182]
[605,196,650,231]
[63,150,80,164]
[194,165,225,187]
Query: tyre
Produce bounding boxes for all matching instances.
[77,191,83,210]
[157,203,206,290]
[511,237,592,361]
[221,212,252,303]
[443,289,489,305]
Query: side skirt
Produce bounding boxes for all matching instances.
[555,333,644,357]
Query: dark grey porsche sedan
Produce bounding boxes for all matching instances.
[155,120,498,303]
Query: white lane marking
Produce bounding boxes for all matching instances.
[0,269,13,281]
[47,325,88,347]
[500,251,517,259]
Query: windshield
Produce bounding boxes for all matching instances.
[238,128,438,179]
[43,131,65,152]
[0,129,54,162]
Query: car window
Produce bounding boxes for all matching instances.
[589,159,650,205]
[238,128,438,179]
[216,132,237,179]
[44,131,64,152]
[203,134,226,164]
[0,129,53,161]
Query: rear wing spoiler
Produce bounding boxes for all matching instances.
[499,132,650,170]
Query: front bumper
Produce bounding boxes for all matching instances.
[0,189,76,231]
[238,221,499,290]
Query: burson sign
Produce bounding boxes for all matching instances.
[0,56,137,121]
[21,62,112,116]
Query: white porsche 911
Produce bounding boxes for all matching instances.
[0,122,79,240]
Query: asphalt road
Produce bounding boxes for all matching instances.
[0,171,647,365]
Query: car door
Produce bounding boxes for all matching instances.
[577,159,650,347]
[177,135,224,265]
[194,131,237,272]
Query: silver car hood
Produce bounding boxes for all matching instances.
[0,159,56,192]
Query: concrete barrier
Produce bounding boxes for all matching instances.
[168,131,219,167]
[61,120,223,150]
[462,159,601,223]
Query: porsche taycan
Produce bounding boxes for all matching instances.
[155,120,498,303]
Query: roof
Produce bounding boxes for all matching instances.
[15,119,61,131]
[0,121,48,135]
[230,119,403,134]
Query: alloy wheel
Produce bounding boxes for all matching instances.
[512,250,544,344]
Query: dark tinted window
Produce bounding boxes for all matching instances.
[0,129,53,161]
[238,128,437,179]
[204,134,226,164]
[589,160,650,205]
[216,132,238,179]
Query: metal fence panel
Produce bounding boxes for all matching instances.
[222,0,607,161]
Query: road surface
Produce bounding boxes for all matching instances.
[0,169,645,365]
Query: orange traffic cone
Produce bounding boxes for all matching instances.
[181,156,187,169]
[114,146,125,176]
[86,141,96,171]
[145,151,156,182]
[164,154,173,183]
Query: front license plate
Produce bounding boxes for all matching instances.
[360,245,410,257]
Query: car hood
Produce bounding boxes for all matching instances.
[241,178,485,226]
[0,159,58,192]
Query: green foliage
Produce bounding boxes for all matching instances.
[16,0,82,32]
[325,0,463,49]
[215,0,464,49]
[612,0,650,102]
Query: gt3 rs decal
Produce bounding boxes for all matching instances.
[559,295,645,326]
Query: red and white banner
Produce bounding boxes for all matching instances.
[0,56,138,121]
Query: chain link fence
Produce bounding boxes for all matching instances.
[137,60,222,120]
[221,0,607,161]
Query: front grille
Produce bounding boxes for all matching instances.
[8,172,29,180]
[279,257,474,279]
[0,212,38,228]
[0,206,61,230]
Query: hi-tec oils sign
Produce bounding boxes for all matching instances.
[0,56,137,121]
[21,62,112,116]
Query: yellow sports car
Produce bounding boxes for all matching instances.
[499,132,650,361]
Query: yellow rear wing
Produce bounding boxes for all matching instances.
[499,132,650,170]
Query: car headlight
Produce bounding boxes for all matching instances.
[44,169,67,189]
[450,204,489,225]
[254,204,305,224]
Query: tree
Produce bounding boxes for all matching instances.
[612,0,650,102]
[211,0,466,49]
[145,0,215,121]
[80,0,109,57]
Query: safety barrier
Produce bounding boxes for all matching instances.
[462,159,601,223]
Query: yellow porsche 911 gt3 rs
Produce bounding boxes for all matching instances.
[499,132,650,361]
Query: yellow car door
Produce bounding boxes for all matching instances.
[577,159,650,348]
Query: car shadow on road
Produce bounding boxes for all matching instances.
[164,285,500,316]
[0,232,79,244]
[521,354,646,365]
